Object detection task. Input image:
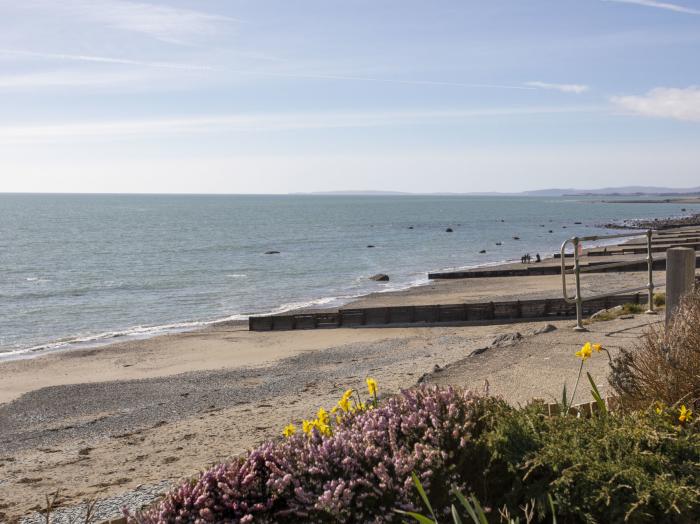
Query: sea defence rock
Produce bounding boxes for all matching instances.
[264,250,280,255]
[600,213,700,230]
[370,273,390,282]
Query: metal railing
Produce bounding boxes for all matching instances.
[561,229,656,331]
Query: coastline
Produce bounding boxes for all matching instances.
[3,221,699,521]
[0,226,648,363]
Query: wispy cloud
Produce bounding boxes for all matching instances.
[0,70,147,89]
[601,0,700,15]
[0,49,215,72]
[0,49,536,90]
[526,81,590,94]
[0,106,604,143]
[611,86,700,121]
[21,0,237,43]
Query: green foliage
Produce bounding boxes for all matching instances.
[476,402,700,523]
[654,292,666,308]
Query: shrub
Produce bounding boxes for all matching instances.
[609,289,700,411]
[131,383,700,523]
[130,386,495,523]
[482,402,700,523]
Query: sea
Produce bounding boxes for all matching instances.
[2,193,698,359]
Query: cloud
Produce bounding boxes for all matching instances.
[0,106,604,143]
[611,86,700,121]
[0,49,536,90]
[21,0,237,43]
[0,49,215,72]
[0,70,147,89]
[601,0,700,15]
[526,81,590,94]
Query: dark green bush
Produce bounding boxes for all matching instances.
[472,402,700,523]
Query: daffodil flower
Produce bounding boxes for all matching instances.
[366,378,378,397]
[575,342,592,361]
[282,424,296,437]
[679,405,692,423]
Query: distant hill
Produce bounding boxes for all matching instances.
[522,186,700,197]
[294,190,411,196]
[295,186,700,197]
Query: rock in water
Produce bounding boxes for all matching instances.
[370,273,390,282]
[367,245,375,248]
[479,249,486,254]
[445,228,454,233]
[264,250,280,255]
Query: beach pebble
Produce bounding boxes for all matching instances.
[532,323,557,335]
[491,332,523,347]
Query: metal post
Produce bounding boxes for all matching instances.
[646,229,656,314]
[573,237,586,331]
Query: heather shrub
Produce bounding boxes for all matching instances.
[131,385,496,523]
[609,289,700,411]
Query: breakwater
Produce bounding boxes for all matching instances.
[249,293,649,331]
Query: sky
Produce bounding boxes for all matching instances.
[1,0,699,194]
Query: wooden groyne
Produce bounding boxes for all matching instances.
[428,255,700,280]
[249,293,649,331]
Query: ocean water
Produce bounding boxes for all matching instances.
[1,193,698,358]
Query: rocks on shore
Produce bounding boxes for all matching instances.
[599,213,700,230]
[370,273,390,282]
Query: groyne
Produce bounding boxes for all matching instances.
[249,293,648,331]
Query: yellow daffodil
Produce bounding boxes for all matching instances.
[679,405,692,423]
[302,420,314,435]
[575,342,592,361]
[366,377,378,397]
[282,424,296,437]
[337,389,353,412]
[317,407,329,426]
[655,402,664,415]
[592,343,602,353]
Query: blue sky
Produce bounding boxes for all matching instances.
[1,0,699,193]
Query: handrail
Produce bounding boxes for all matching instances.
[560,229,656,331]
